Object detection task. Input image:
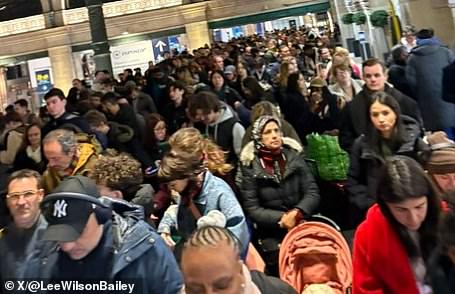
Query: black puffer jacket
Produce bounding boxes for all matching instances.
[428,246,455,294]
[339,84,422,152]
[239,138,320,236]
[347,115,428,212]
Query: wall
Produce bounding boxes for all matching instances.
[400,0,455,47]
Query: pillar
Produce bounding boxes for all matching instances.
[450,0,455,47]
[399,0,455,46]
[85,0,113,74]
[40,0,65,28]
[48,46,76,94]
[0,67,7,112]
[181,2,211,52]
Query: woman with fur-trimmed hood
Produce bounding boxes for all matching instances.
[239,115,320,274]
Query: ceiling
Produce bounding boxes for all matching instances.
[0,0,123,22]
[0,0,42,22]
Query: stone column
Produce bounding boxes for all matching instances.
[48,46,75,94]
[40,0,65,28]
[181,2,211,52]
[85,0,113,74]
[450,0,455,47]
[0,67,7,112]
[399,0,455,46]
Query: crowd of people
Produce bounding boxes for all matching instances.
[0,25,455,293]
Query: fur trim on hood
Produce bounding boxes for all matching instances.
[240,137,303,166]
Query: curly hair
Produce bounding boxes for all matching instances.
[168,127,233,175]
[89,153,143,197]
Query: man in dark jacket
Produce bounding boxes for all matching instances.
[85,110,134,153]
[41,88,92,138]
[125,81,157,117]
[25,176,183,293]
[387,45,414,99]
[406,28,455,133]
[162,80,188,135]
[187,91,245,164]
[339,58,422,152]
[0,170,47,279]
[101,93,154,168]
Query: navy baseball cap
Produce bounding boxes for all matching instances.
[41,176,102,242]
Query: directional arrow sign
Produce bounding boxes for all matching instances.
[152,37,170,62]
[155,40,167,52]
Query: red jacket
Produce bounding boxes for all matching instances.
[353,204,419,294]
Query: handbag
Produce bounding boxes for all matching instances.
[306,133,349,181]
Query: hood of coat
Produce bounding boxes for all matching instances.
[108,121,134,143]
[99,197,159,276]
[209,103,236,126]
[411,43,443,56]
[240,137,303,166]
[129,184,154,208]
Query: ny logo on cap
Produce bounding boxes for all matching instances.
[53,200,68,218]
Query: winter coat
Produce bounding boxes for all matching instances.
[442,60,455,104]
[108,104,140,137]
[211,85,243,109]
[328,78,364,103]
[253,69,273,85]
[204,104,245,163]
[239,138,320,238]
[126,184,155,224]
[162,99,188,135]
[428,246,455,294]
[242,118,301,148]
[42,143,98,193]
[387,63,415,100]
[157,171,250,255]
[0,125,25,165]
[339,84,422,152]
[281,91,311,142]
[133,91,157,117]
[41,112,91,138]
[106,121,134,152]
[24,198,183,294]
[12,147,46,173]
[353,204,420,294]
[406,44,455,130]
[347,116,428,213]
[0,215,48,279]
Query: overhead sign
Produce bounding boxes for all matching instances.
[152,37,170,62]
[110,41,154,75]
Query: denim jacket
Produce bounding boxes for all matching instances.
[158,171,250,255]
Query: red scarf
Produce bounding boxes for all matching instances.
[258,147,286,179]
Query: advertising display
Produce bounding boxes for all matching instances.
[35,70,52,93]
[110,40,154,75]
[27,57,53,89]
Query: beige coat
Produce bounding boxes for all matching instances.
[0,128,24,165]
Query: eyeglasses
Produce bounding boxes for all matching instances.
[6,189,42,202]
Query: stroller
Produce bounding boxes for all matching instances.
[279,215,352,294]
